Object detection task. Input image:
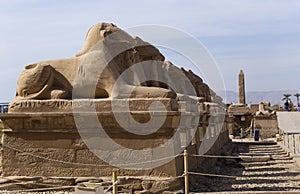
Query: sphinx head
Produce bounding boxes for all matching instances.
[76,22,133,57]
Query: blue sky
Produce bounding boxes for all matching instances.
[1,0,300,101]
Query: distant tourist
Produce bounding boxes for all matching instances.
[284,101,289,111]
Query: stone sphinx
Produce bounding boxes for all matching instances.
[15,22,213,102]
[0,22,231,180]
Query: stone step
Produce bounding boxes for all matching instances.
[240,161,269,167]
[239,155,270,162]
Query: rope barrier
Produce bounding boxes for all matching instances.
[2,144,182,168]
[104,180,119,193]
[2,144,111,167]
[190,154,241,159]
[188,171,238,179]
[144,175,184,181]
[117,154,183,166]
[1,172,237,193]
[0,144,246,194]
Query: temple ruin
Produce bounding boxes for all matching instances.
[0,23,232,192]
[229,70,278,139]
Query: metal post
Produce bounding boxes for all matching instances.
[184,149,189,194]
[112,170,117,194]
[293,134,296,154]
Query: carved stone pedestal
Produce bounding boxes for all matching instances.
[0,99,230,179]
[0,99,190,177]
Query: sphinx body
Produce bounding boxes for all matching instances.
[15,23,213,102]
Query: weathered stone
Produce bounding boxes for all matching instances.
[228,104,252,136]
[253,114,278,139]
[134,190,151,194]
[238,69,246,105]
[0,22,233,194]
[81,182,104,188]
[13,23,212,102]
[42,177,75,186]
[150,179,181,193]
[141,180,154,190]
[75,177,103,184]
[0,176,43,184]
[118,177,143,191]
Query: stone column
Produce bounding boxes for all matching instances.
[238,69,246,104]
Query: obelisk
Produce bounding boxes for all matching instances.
[238,70,246,104]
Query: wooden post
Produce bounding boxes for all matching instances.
[184,149,189,194]
[112,170,117,194]
[298,135,300,154]
[287,133,290,150]
[293,134,296,154]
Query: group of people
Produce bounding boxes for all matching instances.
[284,100,299,112]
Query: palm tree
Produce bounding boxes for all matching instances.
[295,93,300,107]
[282,94,291,101]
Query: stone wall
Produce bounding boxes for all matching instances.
[1,130,180,177]
[253,115,279,139]
[228,104,252,136]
